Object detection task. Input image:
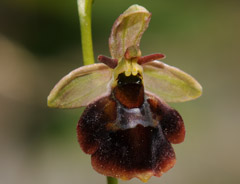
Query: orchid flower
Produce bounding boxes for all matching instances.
[47,5,202,183]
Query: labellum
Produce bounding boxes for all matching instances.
[47,5,202,182]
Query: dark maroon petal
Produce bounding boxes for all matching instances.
[77,94,179,182]
[98,55,118,69]
[77,96,117,154]
[137,53,166,65]
[147,93,185,144]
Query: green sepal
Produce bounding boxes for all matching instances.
[143,61,202,102]
[109,4,151,59]
[47,64,112,108]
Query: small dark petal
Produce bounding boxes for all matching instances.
[137,53,165,65]
[147,93,185,144]
[161,110,185,144]
[77,96,117,154]
[98,55,118,69]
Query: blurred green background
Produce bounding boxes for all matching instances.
[0,0,239,184]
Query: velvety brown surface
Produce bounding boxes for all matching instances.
[113,74,144,108]
[77,91,185,181]
[147,94,185,144]
[114,84,144,108]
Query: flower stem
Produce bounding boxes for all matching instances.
[77,0,95,65]
[107,176,118,184]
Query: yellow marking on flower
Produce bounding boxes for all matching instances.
[112,57,143,87]
[137,172,154,183]
[120,176,129,181]
[132,59,142,76]
[125,60,132,76]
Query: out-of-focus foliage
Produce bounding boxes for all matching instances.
[0,0,240,184]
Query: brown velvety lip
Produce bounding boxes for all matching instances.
[77,92,185,182]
